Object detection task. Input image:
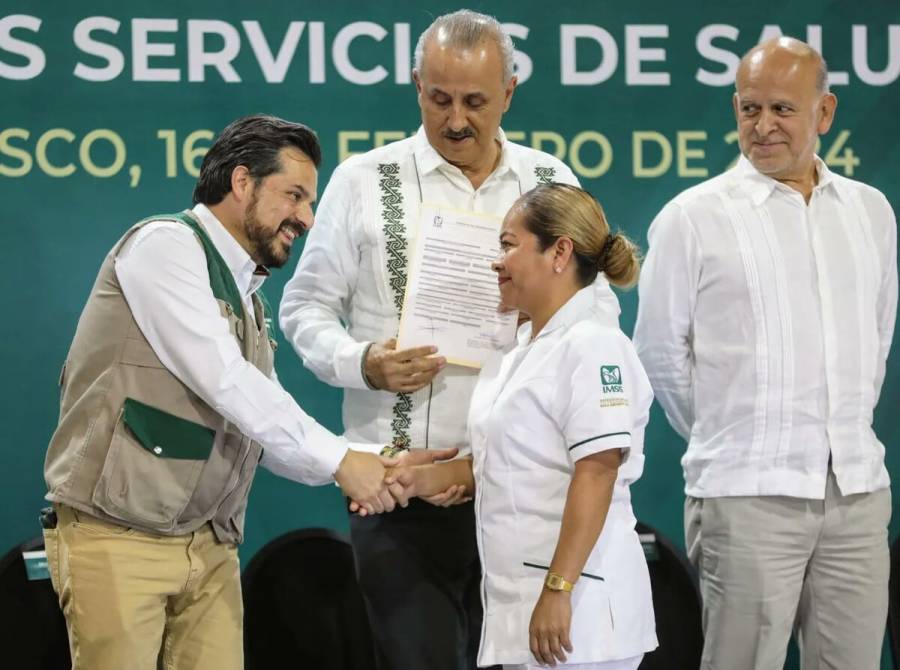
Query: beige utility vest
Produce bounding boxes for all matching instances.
[44,211,275,544]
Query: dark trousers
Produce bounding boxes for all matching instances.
[349,499,494,670]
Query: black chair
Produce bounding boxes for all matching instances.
[887,535,900,668]
[0,536,71,669]
[242,528,377,670]
[637,521,704,670]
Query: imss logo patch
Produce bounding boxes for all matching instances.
[601,365,623,393]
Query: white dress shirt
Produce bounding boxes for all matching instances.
[115,204,356,486]
[470,286,657,665]
[281,127,621,455]
[634,156,897,498]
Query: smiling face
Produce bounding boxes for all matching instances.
[492,206,556,315]
[733,43,836,185]
[414,36,516,173]
[241,146,317,268]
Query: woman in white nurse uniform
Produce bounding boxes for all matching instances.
[386,183,658,669]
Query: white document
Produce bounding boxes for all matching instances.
[397,204,518,368]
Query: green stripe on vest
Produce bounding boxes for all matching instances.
[143,211,246,320]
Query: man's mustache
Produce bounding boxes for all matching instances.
[279,220,306,238]
[443,128,475,140]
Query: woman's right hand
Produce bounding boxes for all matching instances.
[384,466,471,507]
[383,465,421,506]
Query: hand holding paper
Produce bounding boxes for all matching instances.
[363,338,446,392]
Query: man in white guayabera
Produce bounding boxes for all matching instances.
[634,37,897,670]
[279,9,620,670]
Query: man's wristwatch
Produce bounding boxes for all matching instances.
[380,445,408,458]
[380,437,410,459]
[544,572,576,592]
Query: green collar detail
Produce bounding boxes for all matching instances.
[164,211,245,321]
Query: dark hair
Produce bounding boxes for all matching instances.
[192,114,322,205]
[515,183,641,288]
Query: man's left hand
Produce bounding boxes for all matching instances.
[422,484,471,507]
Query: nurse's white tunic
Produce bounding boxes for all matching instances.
[468,286,658,666]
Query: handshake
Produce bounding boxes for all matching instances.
[334,447,469,516]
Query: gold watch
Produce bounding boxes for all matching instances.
[380,445,407,458]
[380,437,410,459]
[544,572,576,592]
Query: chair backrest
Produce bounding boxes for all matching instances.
[887,535,900,669]
[0,536,71,669]
[636,521,704,670]
[242,527,377,670]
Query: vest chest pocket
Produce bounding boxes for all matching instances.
[92,398,215,529]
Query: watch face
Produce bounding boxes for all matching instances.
[544,573,572,591]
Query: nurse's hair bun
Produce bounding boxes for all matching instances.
[597,233,640,288]
[514,183,641,289]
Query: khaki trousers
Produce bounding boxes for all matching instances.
[685,471,890,670]
[43,504,243,670]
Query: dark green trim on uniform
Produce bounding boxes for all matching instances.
[568,431,631,451]
[158,211,245,320]
[122,397,215,460]
[522,561,605,582]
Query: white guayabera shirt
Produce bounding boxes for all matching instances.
[634,156,898,499]
[280,127,621,455]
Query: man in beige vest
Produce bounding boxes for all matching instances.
[41,115,409,670]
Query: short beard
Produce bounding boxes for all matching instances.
[243,192,301,268]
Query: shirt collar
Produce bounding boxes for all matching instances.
[734,154,843,206]
[516,285,596,345]
[812,156,842,201]
[191,204,266,299]
[412,125,517,179]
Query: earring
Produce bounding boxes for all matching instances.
[554,266,561,273]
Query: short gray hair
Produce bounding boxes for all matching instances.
[414,9,515,83]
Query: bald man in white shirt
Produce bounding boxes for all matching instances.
[634,38,896,669]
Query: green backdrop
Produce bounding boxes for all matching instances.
[2,1,899,666]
